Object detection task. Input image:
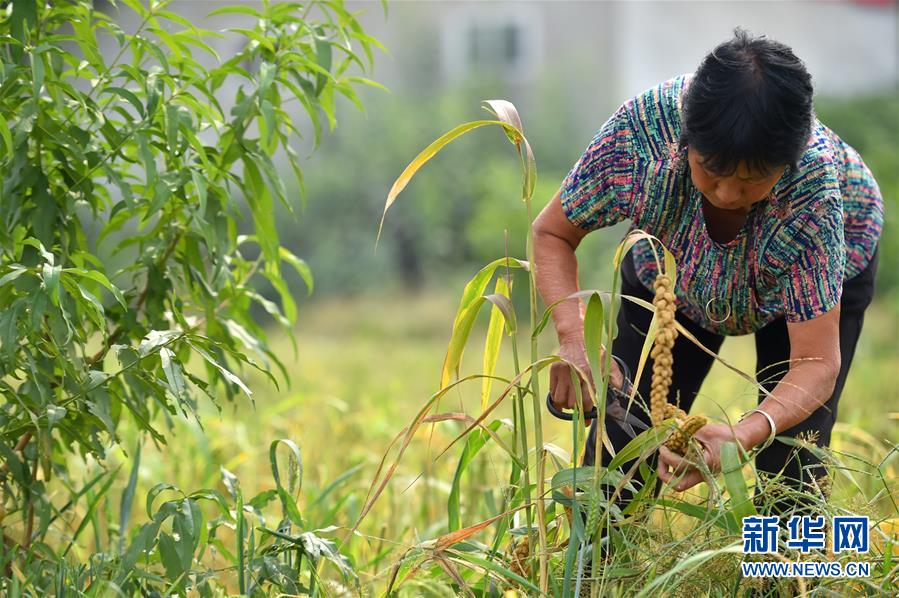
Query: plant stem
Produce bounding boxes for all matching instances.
[523,162,548,592]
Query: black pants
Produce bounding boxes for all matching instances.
[583,245,879,519]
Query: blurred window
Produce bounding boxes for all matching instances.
[468,22,522,68]
[442,7,542,83]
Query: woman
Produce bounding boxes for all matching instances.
[533,29,883,518]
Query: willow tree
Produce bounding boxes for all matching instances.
[0,0,383,591]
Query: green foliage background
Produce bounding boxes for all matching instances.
[0,0,383,593]
[285,85,898,305]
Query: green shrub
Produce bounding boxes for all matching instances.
[0,0,382,592]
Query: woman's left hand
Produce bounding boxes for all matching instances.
[657,423,740,491]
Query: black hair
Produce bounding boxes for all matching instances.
[679,27,814,177]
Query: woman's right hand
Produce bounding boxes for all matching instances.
[549,337,627,425]
[549,338,596,424]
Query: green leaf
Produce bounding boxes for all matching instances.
[10,0,37,58]
[720,441,756,529]
[119,440,142,553]
[160,347,189,400]
[0,114,13,156]
[0,266,29,287]
[269,439,305,526]
[279,247,313,295]
[313,27,332,96]
[583,292,604,392]
[655,498,732,532]
[607,425,669,471]
[207,5,262,18]
[139,330,182,358]
[377,119,524,246]
[483,100,536,201]
[480,276,510,412]
[448,550,540,595]
[119,521,162,580]
[42,262,62,306]
[440,258,527,389]
[448,420,502,531]
[190,341,253,399]
[64,268,127,308]
[242,156,279,269]
[136,131,157,190]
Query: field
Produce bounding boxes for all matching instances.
[95,286,898,594]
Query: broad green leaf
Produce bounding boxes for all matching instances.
[583,291,604,392]
[720,441,756,526]
[480,276,511,412]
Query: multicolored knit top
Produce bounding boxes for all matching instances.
[561,73,883,335]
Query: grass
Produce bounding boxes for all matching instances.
[85,285,898,594]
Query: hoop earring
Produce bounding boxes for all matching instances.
[705,297,731,324]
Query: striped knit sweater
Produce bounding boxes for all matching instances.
[561,73,883,335]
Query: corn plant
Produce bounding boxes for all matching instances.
[367,100,899,595]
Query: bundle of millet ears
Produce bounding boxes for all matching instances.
[648,273,708,455]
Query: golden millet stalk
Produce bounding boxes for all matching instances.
[649,272,708,455]
[509,536,531,579]
[666,414,709,456]
[650,274,678,427]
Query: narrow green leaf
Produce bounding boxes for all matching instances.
[607,425,669,470]
[448,421,502,532]
[119,440,142,553]
[190,342,253,399]
[279,247,313,295]
[160,347,189,400]
[64,268,127,308]
[480,276,510,412]
[378,120,522,246]
[102,86,145,118]
[0,114,13,156]
[42,263,62,306]
[207,5,262,18]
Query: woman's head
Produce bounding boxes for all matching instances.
[680,28,814,209]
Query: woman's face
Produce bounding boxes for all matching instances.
[687,147,786,212]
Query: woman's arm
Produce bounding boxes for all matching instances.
[532,187,590,343]
[735,305,842,449]
[658,305,841,491]
[533,187,624,419]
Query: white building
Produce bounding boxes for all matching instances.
[347,0,897,127]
